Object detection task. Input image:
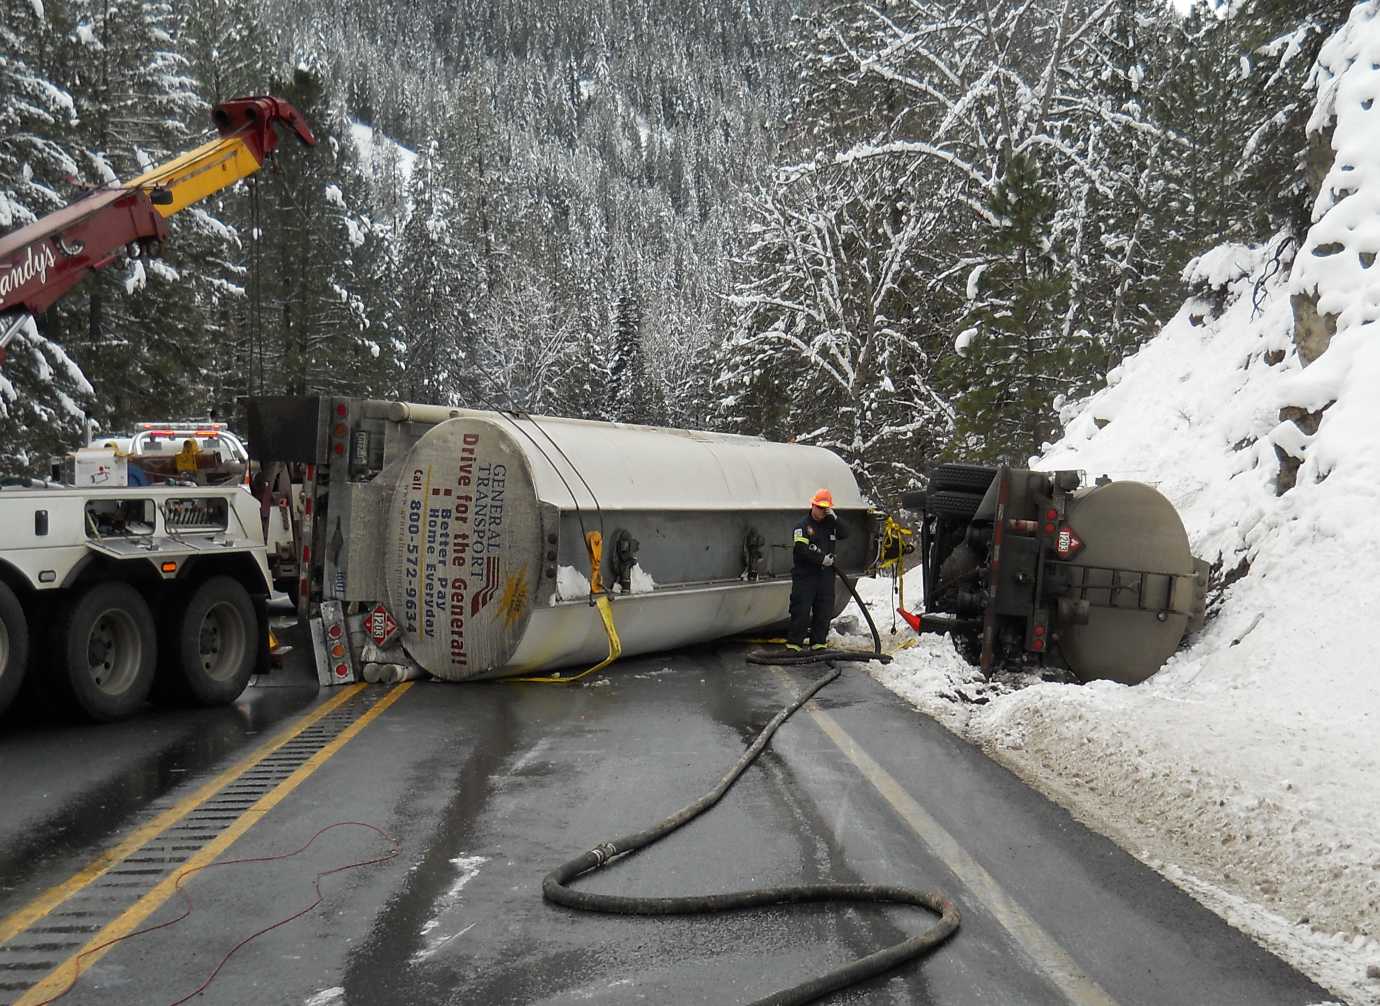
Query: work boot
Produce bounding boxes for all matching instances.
[785,643,802,652]
[811,642,828,650]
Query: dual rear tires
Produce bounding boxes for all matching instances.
[899,463,997,518]
[154,576,258,707]
[40,576,258,723]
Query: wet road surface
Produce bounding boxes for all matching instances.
[0,632,1339,1005]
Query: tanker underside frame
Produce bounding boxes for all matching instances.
[907,463,1209,686]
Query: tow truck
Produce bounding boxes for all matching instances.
[0,97,316,721]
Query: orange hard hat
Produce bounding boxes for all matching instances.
[811,488,833,508]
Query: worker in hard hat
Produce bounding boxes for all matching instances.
[787,488,848,651]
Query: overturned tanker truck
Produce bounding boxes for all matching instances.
[900,463,1210,686]
[245,397,878,684]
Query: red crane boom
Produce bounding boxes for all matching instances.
[0,96,316,356]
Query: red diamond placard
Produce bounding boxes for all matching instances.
[1055,526,1084,559]
[368,603,400,646]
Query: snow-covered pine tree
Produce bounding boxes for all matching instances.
[248,70,389,398]
[946,149,1071,463]
[47,0,211,430]
[475,261,573,414]
[546,319,610,421]
[174,0,269,104]
[1231,0,1354,238]
[607,274,650,424]
[395,136,479,405]
[1156,5,1254,254]
[0,0,92,473]
[0,0,78,230]
[0,321,94,477]
[1050,2,1190,374]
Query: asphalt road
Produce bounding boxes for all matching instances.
[0,628,1340,1006]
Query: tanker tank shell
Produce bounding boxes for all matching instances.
[384,413,865,681]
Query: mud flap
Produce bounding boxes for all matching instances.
[312,598,357,686]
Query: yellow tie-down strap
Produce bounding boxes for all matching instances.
[511,530,623,684]
[879,515,913,611]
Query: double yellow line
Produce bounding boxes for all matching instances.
[2,681,411,1004]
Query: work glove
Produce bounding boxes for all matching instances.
[822,553,835,567]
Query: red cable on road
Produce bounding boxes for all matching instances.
[34,821,400,1006]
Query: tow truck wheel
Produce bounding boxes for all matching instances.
[157,576,256,706]
[55,582,156,722]
[0,581,30,719]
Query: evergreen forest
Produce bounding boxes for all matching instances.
[0,0,1354,502]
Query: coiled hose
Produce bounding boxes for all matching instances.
[542,567,959,1004]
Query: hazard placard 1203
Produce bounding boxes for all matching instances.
[369,603,400,646]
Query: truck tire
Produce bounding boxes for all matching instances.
[55,582,156,722]
[157,576,257,706]
[926,490,985,520]
[929,463,997,494]
[899,490,927,511]
[0,581,30,720]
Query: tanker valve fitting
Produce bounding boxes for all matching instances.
[743,528,766,581]
[611,529,640,593]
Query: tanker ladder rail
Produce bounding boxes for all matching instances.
[542,566,959,1005]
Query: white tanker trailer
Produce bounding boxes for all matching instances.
[245,398,880,684]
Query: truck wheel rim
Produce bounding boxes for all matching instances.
[198,601,246,682]
[87,609,141,696]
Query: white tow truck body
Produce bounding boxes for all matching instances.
[0,483,274,722]
[0,485,270,589]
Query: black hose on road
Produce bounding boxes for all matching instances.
[542,567,959,1005]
